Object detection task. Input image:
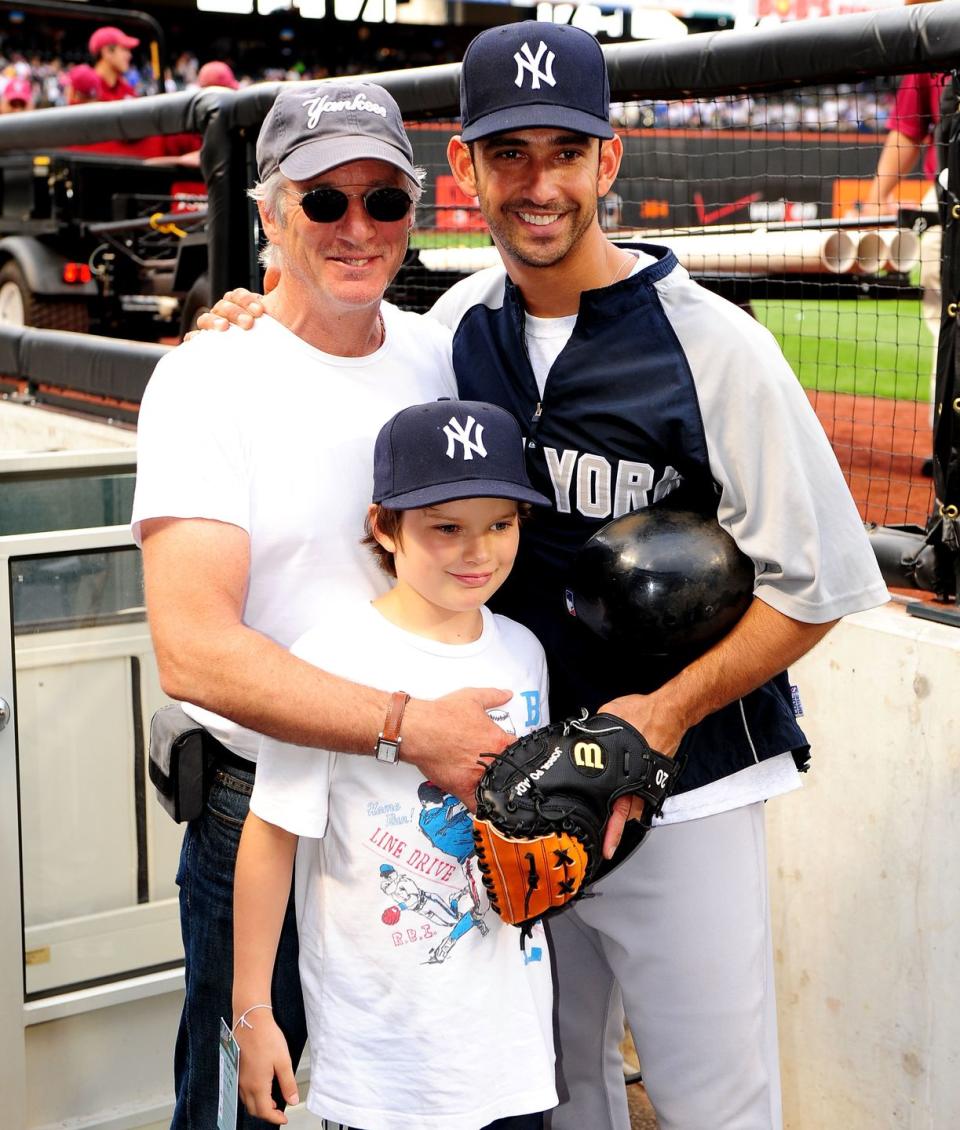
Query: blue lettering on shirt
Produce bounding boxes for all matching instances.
[521,690,541,728]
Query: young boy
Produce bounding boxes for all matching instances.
[232,399,557,1130]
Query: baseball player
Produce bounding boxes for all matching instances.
[232,399,556,1128]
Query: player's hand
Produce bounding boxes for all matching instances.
[235,1010,299,1125]
[402,688,514,808]
[194,288,268,333]
[602,793,646,860]
[598,692,687,858]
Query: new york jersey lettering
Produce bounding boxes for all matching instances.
[542,446,682,517]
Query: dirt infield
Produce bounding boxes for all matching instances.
[808,390,935,528]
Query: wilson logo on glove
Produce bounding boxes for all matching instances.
[572,741,604,773]
[473,711,686,932]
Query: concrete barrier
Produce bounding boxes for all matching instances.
[770,602,960,1128]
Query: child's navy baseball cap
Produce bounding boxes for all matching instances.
[459,21,613,144]
[373,399,551,510]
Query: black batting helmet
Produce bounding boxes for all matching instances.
[565,508,755,656]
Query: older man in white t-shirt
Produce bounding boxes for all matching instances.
[132,82,514,1130]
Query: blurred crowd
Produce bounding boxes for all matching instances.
[611,83,896,133]
[0,25,243,113]
[1,21,896,134]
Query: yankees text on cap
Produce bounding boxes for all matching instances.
[373,399,551,510]
[459,20,613,144]
[256,80,417,184]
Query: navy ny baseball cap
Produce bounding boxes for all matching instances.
[373,399,551,510]
[460,21,613,143]
[257,81,417,184]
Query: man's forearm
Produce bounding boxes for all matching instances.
[140,516,512,801]
[663,600,835,735]
[152,616,391,754]
[866,130,922,210]
[603,599,837,756]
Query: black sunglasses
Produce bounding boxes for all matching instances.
[289,185,413,224]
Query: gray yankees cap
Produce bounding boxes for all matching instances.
[256,81,417,183]
[373,399,551,510]
[460,21,614,143]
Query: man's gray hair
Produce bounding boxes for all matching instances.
[248,166,425,269]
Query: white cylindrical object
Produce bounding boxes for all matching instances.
[755,229,857,274]
[654,229,856,275]
[853,230,886,275]
[418,229,861,277]
[417,245,502,274]
[652,232,765,274]
[882,228,920,274]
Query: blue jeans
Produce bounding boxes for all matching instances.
[173,764,307,1129]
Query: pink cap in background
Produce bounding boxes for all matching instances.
[197,61,239,89]
[67,64,101,99]
[3,77,34,106]
[89,26,140,56]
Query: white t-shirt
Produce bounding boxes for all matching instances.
[252,601,557,1130]
[524,250,656,399]
[131,306,457,758]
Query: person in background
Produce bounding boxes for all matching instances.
[0,75,34,113]
[88,26,139,101]
[197,60,239,90]
[858,0,946,474]
[65,64,100,105]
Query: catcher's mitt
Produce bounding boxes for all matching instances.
[473,711,684,930]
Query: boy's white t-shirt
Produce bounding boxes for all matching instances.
[252,601,557,1130]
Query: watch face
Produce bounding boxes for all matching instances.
[376,738,400,764]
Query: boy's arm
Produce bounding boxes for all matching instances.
[233,812,301,1126]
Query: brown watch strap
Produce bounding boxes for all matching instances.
[375,691,410,763]
[381,691,410,745]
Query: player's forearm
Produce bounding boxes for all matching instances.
[233,813,298,1015]
[657,600,837,742]
[603,599,837,755]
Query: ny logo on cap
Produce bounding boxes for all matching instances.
[443,415,487,461]
[514,41,556,91]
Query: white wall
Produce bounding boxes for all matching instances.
[770,602,960,1129]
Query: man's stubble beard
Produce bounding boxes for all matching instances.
[483,198,599,270]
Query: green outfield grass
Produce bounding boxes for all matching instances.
[751,298,934,401]
[411,230,492,249]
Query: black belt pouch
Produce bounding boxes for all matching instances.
[148,703,214,823]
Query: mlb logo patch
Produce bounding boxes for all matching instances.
[564,588,577,617]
